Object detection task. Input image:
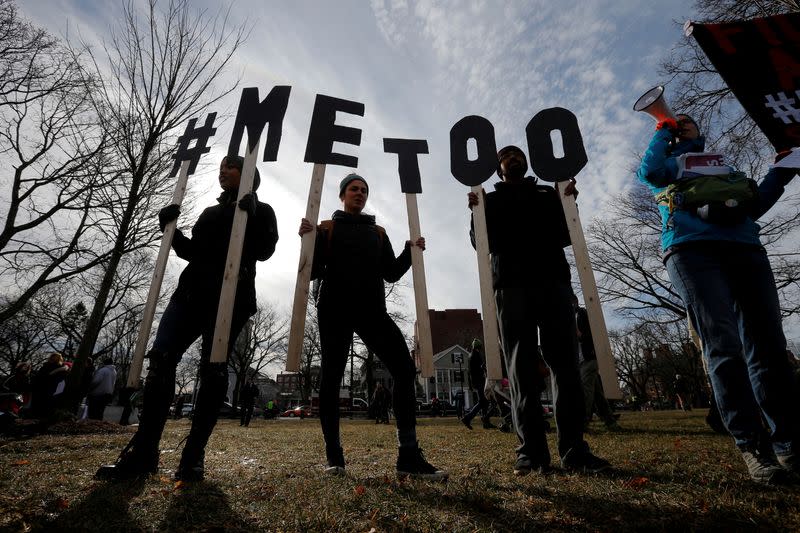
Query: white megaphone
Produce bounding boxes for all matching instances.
[633,86,676,122]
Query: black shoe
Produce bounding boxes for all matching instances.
[460,417,473,430]
[513,455,550,476]
[498,423,512,433]
[561,447,611,474]
[482,419,497,430]
[397,446,448,481]
[95,445,159,480]
[324,446,345,475]
[175,448,205,482]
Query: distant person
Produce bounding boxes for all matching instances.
[30,353,69,419]
[4,362,32,408]
[299,172,446,480]
[573,295,620,430]
[637,113,798,484]
[460,339,497,430]
[372,382,390,424]
[239,380,259,427]
[87,358,117,420]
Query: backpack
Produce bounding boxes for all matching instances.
[655,171,758,225]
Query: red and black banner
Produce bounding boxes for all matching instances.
[689,12,800,151]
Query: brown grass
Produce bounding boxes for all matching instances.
[0,410,798,532]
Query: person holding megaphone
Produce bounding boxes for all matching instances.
[635,86,798,485]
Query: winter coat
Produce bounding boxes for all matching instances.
[171,190,278,315]
[88,364,117,397]
[636,129,794,252]
[311,210,411,311]
[470,177,571,288]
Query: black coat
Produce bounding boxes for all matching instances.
[311,210,411,311]
[171,190,278,315]
[468,347,486,390]
[471,177,571,288]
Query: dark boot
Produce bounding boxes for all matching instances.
[174,362,227,482]
[95,350,175,480]
[396,444,448,481]
[324,445,345,475]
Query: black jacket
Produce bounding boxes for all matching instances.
[576,306,596,362]
[311,210,411,311]
[172,190,278,315]
[468,347,486,390]
[470,177,571,288]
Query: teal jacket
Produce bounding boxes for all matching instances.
[636,128,794,252]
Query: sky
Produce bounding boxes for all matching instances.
[20,0,800,349]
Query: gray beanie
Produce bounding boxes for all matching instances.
[339,173,368,197]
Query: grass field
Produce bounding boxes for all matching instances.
[1,410,799,532]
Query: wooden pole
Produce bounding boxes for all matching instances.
[209,142,260,363]
[126,159,191,388]
[285,163,327,371]
[555,181,622,398]
[470,185,503,380]
[405,193,434,378]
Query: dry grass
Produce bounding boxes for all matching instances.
[1,410,798,532]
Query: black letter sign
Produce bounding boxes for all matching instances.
[304,95,365,168]
[526,107,587,182]
[227,86,292,160]
[383,138,429,193]
[449,115,497,187]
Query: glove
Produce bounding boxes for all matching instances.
[238,193,257,217]
[158,204,180,232]
[656,118,678,132]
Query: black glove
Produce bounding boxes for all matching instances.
[158,204,180,232]
[238,193,257,217]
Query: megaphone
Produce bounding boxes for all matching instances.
[633,86,676,122]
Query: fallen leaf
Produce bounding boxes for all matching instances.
[13,460,30,466]
[354,485,366,496]
[54,497,69,510]
[622,477,650,488]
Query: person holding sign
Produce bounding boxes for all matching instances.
[96,155,278,482]
[467,145,610,476]
[637,114,798,485]
[298,173,447,480]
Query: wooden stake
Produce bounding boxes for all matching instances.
[209,143,260,363]
[126,160,191,389]
[405,193,434,378]
[285,163,327,371]
[470,185,503,381]
[555,182,622,398]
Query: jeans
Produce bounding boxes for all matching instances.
[580,359,615,424]
[495,281,587,463]
[666,244,796,454]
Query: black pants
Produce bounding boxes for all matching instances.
[318,305,416,449]
[496,282,587,464]
[87,394,112,420]
[463,384,494,423]
[240,403,254,426]
[136,293,249,455]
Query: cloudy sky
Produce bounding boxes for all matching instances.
[21,0,800,347]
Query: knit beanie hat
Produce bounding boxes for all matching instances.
[339,173,368,197]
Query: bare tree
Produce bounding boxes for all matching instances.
[228,303,288,406]
[0,298,53,375]
[65,0,249,412]
[0,0,110,324]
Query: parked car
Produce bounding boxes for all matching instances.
[280,405,311,418]
[351,397,369,411]
[191,401,239,419]
[169,402,194,417]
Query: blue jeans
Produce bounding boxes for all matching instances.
[666,244,795,454]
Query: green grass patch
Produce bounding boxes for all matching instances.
[1,410,798,531]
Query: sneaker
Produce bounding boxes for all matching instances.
[460,417,473,430]
[396,446,448,481]
[777,453,799,476]
[513,455,550,476]
[498,423,512,433]
[324,446,345,475]
[561,447,611,474]
[740,447,789,485]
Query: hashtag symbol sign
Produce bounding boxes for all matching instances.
[170,112,218,177]
[764,91,800,125]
